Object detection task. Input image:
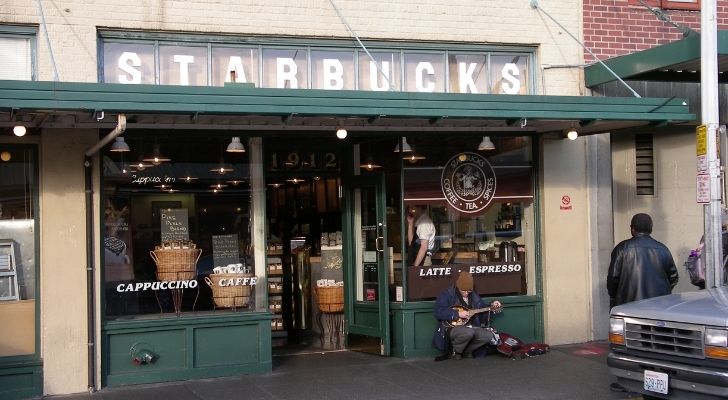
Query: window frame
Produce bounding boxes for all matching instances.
[628,0,700,11]
[0,25,37,81]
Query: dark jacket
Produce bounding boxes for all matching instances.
[432,286,487,351]
[607,233,679,307]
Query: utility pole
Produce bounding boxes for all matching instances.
[701,0,723,288]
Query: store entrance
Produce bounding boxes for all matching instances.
[264,136,401,357]
[264,137,347,355]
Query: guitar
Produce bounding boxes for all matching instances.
[445,303,502,327]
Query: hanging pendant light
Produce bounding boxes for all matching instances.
[142,144,171,165]
[393,137,412,152]
[226,137,246,152]
[359,154,382,171]
[403,153,426,163]
[210,166,234,174]
[477,136,495,151]
[110,137,131,152]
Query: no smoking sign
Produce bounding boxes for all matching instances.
[560,195,572,211]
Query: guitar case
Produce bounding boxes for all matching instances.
[494,331,550,359]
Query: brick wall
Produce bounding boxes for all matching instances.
[584,0,728,62]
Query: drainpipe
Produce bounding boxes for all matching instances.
[83,114,126,392]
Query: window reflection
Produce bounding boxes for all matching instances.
[102,134,257,318]
[0,145,37,356]
[401,136,535,300]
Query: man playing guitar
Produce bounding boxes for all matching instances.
[432,271,502,359]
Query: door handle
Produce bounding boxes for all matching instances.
[376,222,384,252]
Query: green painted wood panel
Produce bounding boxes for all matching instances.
[194,325,261,367]
[102,313,272,387]
[107,329,187,375]
[390,298,542,358]
[0,363,43,400]
[351,302,380,329]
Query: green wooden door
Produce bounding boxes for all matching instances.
[343,173,391,356]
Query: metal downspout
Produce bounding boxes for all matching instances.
[84,114,126,392]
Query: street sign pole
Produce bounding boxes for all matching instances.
[701,0,723,288]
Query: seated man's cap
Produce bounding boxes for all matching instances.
[456,271,473,291]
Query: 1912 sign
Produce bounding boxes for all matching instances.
[268,151,339,171]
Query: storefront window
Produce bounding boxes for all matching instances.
[0,144,38,356]
[490,54,530,95]
[102,134,262,319]
[311,50,355,90]
[211,46,259,87]
[403,52,446,93]
[261,48,308,89]
[101,35,535,94]
[400,136,535,300]
[159,45,208,86]
[447,54,488,94]
[102,42,156,84]
[358,52,401,91]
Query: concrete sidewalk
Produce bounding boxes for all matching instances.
[49,341,641,400]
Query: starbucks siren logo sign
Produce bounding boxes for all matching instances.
[441,152,496,214]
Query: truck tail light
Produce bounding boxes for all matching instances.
[609,317,625,345]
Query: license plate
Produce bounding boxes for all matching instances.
[644,370,669,394]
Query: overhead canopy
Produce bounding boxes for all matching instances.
[585,31,728,87]
[0,80,694,136]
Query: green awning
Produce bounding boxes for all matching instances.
[0,80,695,135]
[585,31,728,87]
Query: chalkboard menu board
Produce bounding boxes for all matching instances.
[160,209,189,241]
[212,234,240,267]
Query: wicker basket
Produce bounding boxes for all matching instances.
[150,248,202,281]
[315,286,344,312]
[205,273,253,308]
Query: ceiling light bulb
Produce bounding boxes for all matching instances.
[0,151,10,162]
[567,129,578,140]
[336,128,347,139]
[13,125,26,137]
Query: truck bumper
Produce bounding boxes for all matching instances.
[608,352,728,399]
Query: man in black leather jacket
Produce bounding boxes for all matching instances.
[607,213,679,308]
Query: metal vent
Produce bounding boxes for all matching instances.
[635,134,655,196]
[624,318,704,359]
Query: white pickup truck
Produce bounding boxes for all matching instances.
[609,288,728,399]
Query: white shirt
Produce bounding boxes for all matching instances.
[415,214,436,252]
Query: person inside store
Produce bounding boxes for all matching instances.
[432,271,502,359]
[606,212,678,392]
[407,204,436,266]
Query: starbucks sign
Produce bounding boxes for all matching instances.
[441,152,496,214]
